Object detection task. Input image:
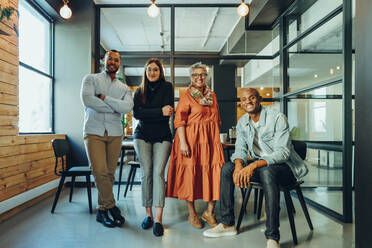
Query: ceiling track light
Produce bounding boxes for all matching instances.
[237,0,249,17]
[148,0,159,18]
[60,0,72,19]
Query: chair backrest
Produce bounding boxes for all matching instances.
[292,140,307,160]
[51,139,71,175]
[52,139,70,158]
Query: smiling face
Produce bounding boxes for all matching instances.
[240,88,262,114]
[104,51,121,74]
[191,68,207,90]
[146,62,161,82]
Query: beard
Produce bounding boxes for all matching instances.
[106,65,119,74]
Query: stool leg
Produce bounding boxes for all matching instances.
[117,148,125,200]
[284,190,298,245]
[253,188,258,214]
[86,175,92,214]
[130,167,137,191]
[51,176,65,213]
[287,192,296,214]
[240,188,247,213]
[237,187,252,232]
[295,187,313,230]
[69,176,75,202]
[257,189,264,220]
[124,166,134,197]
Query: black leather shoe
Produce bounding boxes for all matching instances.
[108,206,125,227]
[153,222,164,237]
[141,216,153,230]
[96,210,116,228]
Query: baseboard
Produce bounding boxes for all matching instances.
[65,181,95,187]
[0,179,60,216]
[0,187,58,224]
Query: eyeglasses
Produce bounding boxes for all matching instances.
[191,73,207,78]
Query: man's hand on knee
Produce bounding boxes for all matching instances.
[233,159,244,187]
[237,165,256,188]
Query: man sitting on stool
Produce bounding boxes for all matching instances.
[203,88,308,248]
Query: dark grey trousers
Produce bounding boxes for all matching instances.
[220,161,296,241]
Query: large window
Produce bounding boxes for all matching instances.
[18,0,53,133]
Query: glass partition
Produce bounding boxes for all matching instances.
[286,0,342,44]
[288,12,343,92]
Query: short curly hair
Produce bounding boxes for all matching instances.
[189,62,208,76]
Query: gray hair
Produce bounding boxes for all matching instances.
[189,62,208,75]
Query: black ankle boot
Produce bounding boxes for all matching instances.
[108,206,125,227]
[96,210,116,228]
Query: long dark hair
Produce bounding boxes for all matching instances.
[139,58,166,104]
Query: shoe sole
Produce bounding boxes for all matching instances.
[188,221,203,229]
[188,218,203,229]
[115,222,124,228]
[96,218,116,228]
[203,230,238,238]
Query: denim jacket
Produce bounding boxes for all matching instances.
[231,106,308,179]
[80,71,134,137]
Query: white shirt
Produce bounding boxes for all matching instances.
[80,71,134,136]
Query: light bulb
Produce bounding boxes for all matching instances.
[60,2,72,19]
[237,2,249,17]
[148,3,159,18]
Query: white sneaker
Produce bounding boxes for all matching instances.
[203,223,237,238]
[267,239,280,248]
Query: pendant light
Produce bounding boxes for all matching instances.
[60,0,72,19]
[148,0,159,18]
[237,0,249,17]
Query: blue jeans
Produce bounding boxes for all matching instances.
[220,161,296,241]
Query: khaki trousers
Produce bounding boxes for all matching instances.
[84,132,122,210]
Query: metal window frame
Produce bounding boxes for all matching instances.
[276,0,354,223]
[19,0,55,134]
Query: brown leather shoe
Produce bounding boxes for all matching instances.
[201,211,218,227]
[188,214,203,229]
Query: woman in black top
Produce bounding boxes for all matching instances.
[133,58,174,237]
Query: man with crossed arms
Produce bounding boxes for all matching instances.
[81,50,133,228]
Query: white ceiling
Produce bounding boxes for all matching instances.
[95,1,245,4]
[101,8,171,52]
[100,7,241,52]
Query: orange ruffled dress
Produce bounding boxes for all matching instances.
[166,89,225,202]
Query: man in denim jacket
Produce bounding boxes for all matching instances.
[203,88,308,248]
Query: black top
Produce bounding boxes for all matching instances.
[133,80,174,143]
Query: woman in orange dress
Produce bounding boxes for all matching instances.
[166,62,225,229]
